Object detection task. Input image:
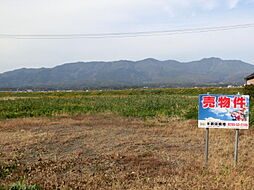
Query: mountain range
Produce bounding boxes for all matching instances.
[0,57,253,89]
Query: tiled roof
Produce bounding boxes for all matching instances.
[245,73,254,80]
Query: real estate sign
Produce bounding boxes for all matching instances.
[198,95,249,129]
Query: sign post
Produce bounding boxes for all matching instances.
[234,129,239,166]
[205,92,209,167]
[234,92,240,166]
[205,127,209,167]
[198,94,249,166]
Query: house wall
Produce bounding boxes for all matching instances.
[246,78,254,85]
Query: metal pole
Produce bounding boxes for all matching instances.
[234,129,239,166]
[205,92,210,167]
[234,92,240,167]
[205,128,209,167]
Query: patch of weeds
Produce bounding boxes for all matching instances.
[219,165,231,176]
[0,162,17,179]
[23,168,32,174]
[201,168,210,175]
[138,151,153,158]
[9,178,41,190]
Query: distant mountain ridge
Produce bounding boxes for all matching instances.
[0,57,253,89]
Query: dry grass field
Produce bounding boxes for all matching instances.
[1,114,253,189]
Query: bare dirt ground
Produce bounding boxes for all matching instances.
[0,114,253,189]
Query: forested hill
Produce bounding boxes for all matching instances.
[0,57,253,89]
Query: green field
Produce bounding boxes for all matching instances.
[0,87,245,98]
[0,87,253,125]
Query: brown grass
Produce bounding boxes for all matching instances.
[0,114,253,189]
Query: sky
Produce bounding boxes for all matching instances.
[1,0,254,73]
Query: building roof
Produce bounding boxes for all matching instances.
[245,73,254,80]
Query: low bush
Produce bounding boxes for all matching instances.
[243,84,254,98]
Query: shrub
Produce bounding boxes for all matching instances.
[243,84,254,98]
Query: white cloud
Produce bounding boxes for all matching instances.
[227,0,240,9]
[200,0,219,10]
[210,108,229,115]
[209,107,236,120]
[204,117,225,122]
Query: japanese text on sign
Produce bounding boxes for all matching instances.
[202,96,247,109]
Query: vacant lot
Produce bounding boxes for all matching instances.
[1,114,254,189]
[0,88,253,189]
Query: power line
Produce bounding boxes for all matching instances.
[1,23,254,39]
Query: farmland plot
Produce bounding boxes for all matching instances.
[0,89,253,189]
